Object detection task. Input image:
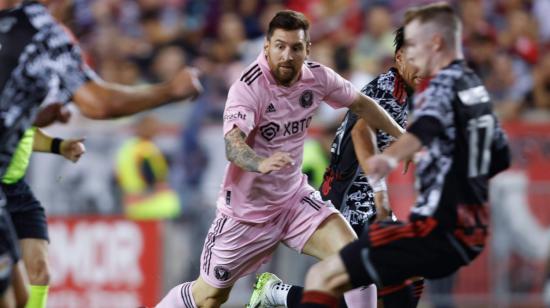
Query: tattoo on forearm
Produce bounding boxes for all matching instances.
[224,128,263,172]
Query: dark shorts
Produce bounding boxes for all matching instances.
[339,219,482,289]
[2,180,49,241]
[338,176,376,235]
[0,189,20,295]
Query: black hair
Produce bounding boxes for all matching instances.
[394,26,404,54]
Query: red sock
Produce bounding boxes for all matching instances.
[301,290,339,308]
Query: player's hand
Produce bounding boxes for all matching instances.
[258,152,294,174]
[169,67,203,101]
[33,103,71,127]
[365,154,398,182]
[60,138,86,163]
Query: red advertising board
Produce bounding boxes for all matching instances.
[47,217,162,308]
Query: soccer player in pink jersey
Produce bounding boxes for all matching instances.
[157,10,404,308]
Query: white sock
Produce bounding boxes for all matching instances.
[267,282,293,306]
[344,284,377,308]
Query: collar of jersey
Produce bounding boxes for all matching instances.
[257,52,316,87]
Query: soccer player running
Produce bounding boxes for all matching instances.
[1,109,85,308]
[0,1,202,307]
[248,26,426,308]
[156,10,404,308]
[289,3,511,308]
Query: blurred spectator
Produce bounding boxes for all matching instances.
[533,0,550,45]
[466,32,498,81]
[302,125,337,189]
[459,0,496,44]
[115,115,181,220]
[151,45,188,82]
[352,3,395,75]
[498,9,539,65]
[526,53,550,112]
[485,53,532,120]
[241,2,285,64]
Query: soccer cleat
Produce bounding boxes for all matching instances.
[246,272,282,308]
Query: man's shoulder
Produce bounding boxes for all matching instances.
[431,61,468,88]
[237,62,264,87]
[228,63,266,105]
[305,60,322,69]
[361,69,397,99]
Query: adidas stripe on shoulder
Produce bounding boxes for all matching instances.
[306,61,321,69]
[240,63,262,86]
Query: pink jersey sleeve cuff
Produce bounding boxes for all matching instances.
[223,107,256,136]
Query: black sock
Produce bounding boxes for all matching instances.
[379,283,416,308]
[287,285,304,308]
[338,296,348,308]
[411,279,425,307]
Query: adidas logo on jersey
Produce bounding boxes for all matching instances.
[266,103,276,113]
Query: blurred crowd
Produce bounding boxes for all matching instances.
[48,0,550,124]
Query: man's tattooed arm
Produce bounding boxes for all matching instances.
[224,127,265,172]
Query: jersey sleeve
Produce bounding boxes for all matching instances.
[40,24,98,105]
[321,66,358,109]
[488,119,511,177]
[408,78,455,145]
[222,82,258,136]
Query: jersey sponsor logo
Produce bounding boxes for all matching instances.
[299,90,313,108]
[458,86,490,105]
[283,116,312,136]
[214,265,230,281]
[223,111,246,121]
[260,122,280,141]
[266,103,276,113]
[259,116,312,141]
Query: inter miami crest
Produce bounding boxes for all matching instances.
[214,265,230,281]
[260,122,280,141]
[300,90,313,108]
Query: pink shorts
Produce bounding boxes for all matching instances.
[199,187,340,288]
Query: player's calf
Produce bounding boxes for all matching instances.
[304,255,351,297]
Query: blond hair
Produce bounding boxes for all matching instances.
[404,2,461,47]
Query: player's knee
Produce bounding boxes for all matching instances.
[200,296,229,308]
[27,258,50,285]
[191,280,230,308]
[195,293,229,308]
[305,262,333,292]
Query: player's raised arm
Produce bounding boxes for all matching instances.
[348,93,405,139]
[224,126,293,174]
[73,68,202,119]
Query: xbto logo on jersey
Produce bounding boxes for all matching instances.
[300,90,313,108]
[260,122,280,141]
[284,116,312,136]
[260,116,313,141]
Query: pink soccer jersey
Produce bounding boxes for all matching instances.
[218,52,358,223]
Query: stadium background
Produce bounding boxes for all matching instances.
[23,0,550,307]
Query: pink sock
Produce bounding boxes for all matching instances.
[156,282,196,308]
[343,284,377,308]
